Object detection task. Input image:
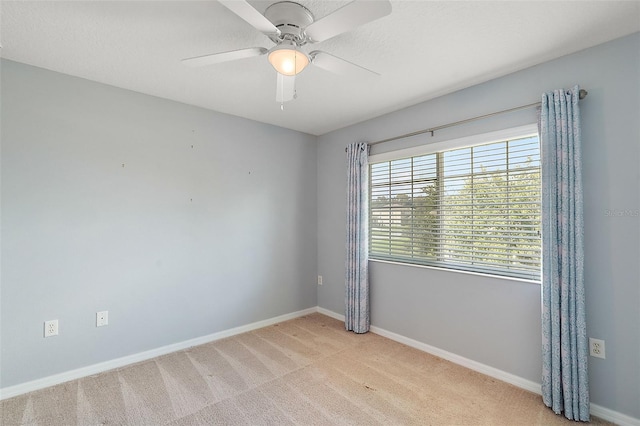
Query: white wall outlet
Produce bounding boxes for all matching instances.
[96,311,109,327]
[589,338,605,359]
[317,275,323,285]
[44,320,58,337]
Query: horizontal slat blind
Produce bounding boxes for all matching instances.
[370,135,541,280]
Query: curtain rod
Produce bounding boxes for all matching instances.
[345,89,588,151]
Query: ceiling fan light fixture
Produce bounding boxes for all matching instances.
[268,42,309,76]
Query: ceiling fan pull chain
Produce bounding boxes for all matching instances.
[293,76,297,100]
[281,73,285,111]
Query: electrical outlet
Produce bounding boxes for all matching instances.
[317,275,323,285]
[589,338,605,359]
[96,311,109,327]
[44,320,58,337]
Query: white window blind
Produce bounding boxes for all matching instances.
[369,134,541,281]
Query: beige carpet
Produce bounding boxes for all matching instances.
[1,313,611,425]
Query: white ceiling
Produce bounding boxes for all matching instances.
[2,1,639,135]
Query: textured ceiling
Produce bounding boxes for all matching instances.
[2,1,639,135]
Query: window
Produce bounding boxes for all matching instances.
[369,126,541,281]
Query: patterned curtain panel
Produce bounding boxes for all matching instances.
[345,142,370,333]
[539,86,589,421]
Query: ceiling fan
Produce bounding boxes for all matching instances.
[182,0,392,105]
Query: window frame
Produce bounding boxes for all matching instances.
[368,124,541,283]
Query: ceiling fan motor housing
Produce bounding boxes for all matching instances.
[264,1,314,45]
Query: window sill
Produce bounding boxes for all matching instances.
[368,258,541,285]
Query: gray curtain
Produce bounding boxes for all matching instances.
[539,85,589,421]
[345,142,370,333]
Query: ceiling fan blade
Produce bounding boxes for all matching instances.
[182,47,267,67]
[310,51,380,77]
[219,0,281,37]
[276,73,296,103]
[304,0,391,43]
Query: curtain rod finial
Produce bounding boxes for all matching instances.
[579,89,588,99]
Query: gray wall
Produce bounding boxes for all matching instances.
[2,33,639,419]
[0,60,318,388]
[317,33,639,419]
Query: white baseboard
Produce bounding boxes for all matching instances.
[3,305,638,426]
[317,306,344,321]
[369,324,542,394]
[0,307,317,401]
[316,307,640,426]
[317,306,539,391]
[590,404,640,426]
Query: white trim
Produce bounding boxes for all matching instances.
[590,404,640,426]
[2,305,638,426]
[317,306,345,321]
[317,307,640,426]
[368,123,538,163]
[0,307,317,401]
[369,325,542,395]
[369,258,541,285]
